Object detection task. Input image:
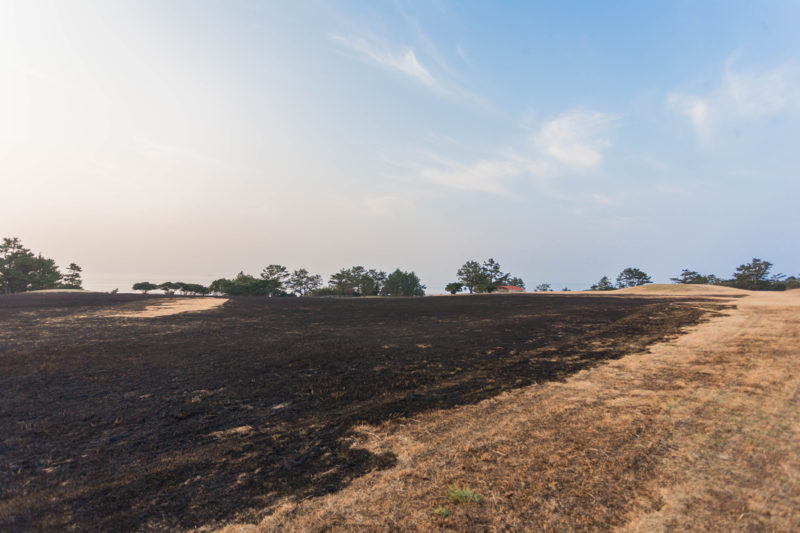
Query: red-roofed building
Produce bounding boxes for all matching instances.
[495,285,524,293]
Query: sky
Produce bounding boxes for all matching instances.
[1,0,799,293]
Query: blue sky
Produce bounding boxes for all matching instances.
[1,1,798,292]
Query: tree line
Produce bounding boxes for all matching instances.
[0,238,83,294]
[3,237,795,297]
[132,281,210,296]
[139,258,798,295]
[584,258,798,291]
[668,258,798,291]
[587,267,653,291]
[133,265,426,297]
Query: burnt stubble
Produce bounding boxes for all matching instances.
[0,293,725,531]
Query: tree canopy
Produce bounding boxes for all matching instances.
[669,259,792,291]
[62,263,83,289]
[133,281,159,294]
[328,266,388,296]
[455,258,523,293]
[445,282,464,295]
[730,258,774,290]
[205,264,422,298]
[287,269,322,297]
[616,267,652,288]
[670,269,709,284]
[261,265,290,297]
[380,269,426,296]
[0,237,82,294]
[589,276,616,291]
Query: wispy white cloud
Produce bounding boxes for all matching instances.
[415,109,616,196]
[723,61,797,117]
[419,156,528,195]
[668,55,800,145]
[589,192,624,206]
[667,92,712,143]
[533,111,618,169]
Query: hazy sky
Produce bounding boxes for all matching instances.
[2,1,799,292]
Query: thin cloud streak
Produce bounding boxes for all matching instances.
[328,32,490,109]
[329,33,441,93]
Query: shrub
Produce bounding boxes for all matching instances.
[433,506,450,518]
[447,485,481,504]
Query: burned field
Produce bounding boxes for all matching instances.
[0,293,726,531]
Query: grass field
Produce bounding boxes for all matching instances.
[229,289,800,532]
[2,290,797,531]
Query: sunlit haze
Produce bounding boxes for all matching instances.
[2,1,799,292]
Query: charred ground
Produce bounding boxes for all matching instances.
[0,293,728,531]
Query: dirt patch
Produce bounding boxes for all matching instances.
[218,291,800,532]
[103,297,228,318]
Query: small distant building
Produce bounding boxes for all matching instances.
[495,285,525,293]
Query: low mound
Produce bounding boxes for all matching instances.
[616,283,747,295]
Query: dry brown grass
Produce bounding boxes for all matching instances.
[213,290,800,532]
[103,297,227,318]
[615,283,748,296]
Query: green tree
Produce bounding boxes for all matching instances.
[360,269,387,296]
[174,282,190,295]
[60,262,83,289]
[229,272,268,296]
[0,238,65,293]
[158,281,180,295]
[28,254,62,290]
[133,281,158,294]
[327,266,386,296]
[261,264,290,296]
[209,278,234,295]
[329,268,359,296]
[0,237,34,294]
[287,268,322,296]
[506,276,526,289]
[731,258,774,290]
[482,258,508,286]
[445,282,464,295]
[589,276,616,291]
[616,267,652,288]
[670,269,709,284]
[457,260,489,294]
[380,269,425,296]
[205,272,270,296]
[181,283,209,295]
[535,283,551,292]
[457,258,524,293]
